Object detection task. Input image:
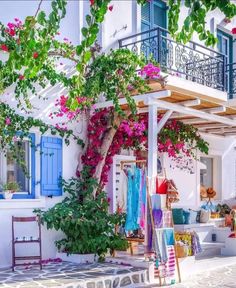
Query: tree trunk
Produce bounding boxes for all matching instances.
[92,111,123,197]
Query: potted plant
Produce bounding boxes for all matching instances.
[35,177,128,263]
[2,181,20,199]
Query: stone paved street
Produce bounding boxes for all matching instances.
[0,262,147,288]
[174,264,236,288]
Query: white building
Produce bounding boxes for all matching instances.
[0,0,236,270]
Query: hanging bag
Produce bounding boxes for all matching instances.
[166,179,180,209]
[156,177,168,194]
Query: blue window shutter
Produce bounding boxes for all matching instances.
[40,136,63,196]
[141,0,167,32]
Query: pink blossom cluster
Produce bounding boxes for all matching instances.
[78,109,148,185]
[5,117,11,125]
[120,120,146,137]
[5,18,23,37]
[139,63,161,79]
[50,95,89,124]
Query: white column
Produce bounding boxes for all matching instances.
[148,104,158,182]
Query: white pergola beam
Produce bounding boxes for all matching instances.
[147,97,236,127]
[197,123,230,130]
[201,106,226,114]
[181,118,210,125]
[95,90,171,109]
[181,99,201,107]
[157,110,173,133]
[148,104,158,180]
[204,128,236,133]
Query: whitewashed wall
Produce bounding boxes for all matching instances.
[170,134,236,209]
[0,1,86,268]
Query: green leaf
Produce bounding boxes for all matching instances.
[86,15,92,25]
[76,45,83,56]
[82,27,88,37]
[37,11,46,24]
[83,50,92,62]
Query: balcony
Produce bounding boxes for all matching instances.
[119,26,235,99]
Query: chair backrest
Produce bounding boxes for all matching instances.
[12,216,41,240]
[12,216,38,222]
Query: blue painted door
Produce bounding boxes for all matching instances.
[40,136,63,196]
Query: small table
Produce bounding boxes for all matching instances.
[126,237,144,255]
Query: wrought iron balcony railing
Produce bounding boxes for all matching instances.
[226,63,236,99]
[119,26,229,94]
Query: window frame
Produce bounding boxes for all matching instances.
[0,133,36,199]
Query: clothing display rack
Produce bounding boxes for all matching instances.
[147,176,181,286]
[120,159,146,170]
[120,159,146,254]
[120,159,181,285]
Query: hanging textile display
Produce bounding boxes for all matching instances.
[147,174,181,286]
[175,232,202,256]
[124,165,147,233]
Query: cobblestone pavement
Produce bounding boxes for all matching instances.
[0,262,147,288]
[174,264,236,288]
[140,264,236,288]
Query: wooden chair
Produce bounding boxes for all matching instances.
[12,216,42,271]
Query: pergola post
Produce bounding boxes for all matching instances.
[148,104,158,180]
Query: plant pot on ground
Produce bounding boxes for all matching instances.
[35,177,128,262]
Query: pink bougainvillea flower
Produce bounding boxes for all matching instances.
[6,28,15,36]
[232,27,236,34]
[19,74,24,80]
[0,44,9,52]
[33,52,39,59]
[63,37,69,42]
[90,0,95,5]
[5,117,11,125]
[139,63,161,79]
[108,5,113,11]
[7,22,15,29]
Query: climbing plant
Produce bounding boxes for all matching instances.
[80,108,209,195]
[168,0,236,46]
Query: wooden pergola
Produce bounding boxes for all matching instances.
[95,80,236,183]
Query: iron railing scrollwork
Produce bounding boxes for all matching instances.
[119,26,229,94]
[226,63,236,99]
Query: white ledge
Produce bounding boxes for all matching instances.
[0,198,46,209]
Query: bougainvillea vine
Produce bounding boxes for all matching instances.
[79,108,209,188]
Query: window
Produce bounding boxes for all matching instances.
[141,0,167,31]
[6,141,30,192]
[0,133,35,199]
[200,157,213,188]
